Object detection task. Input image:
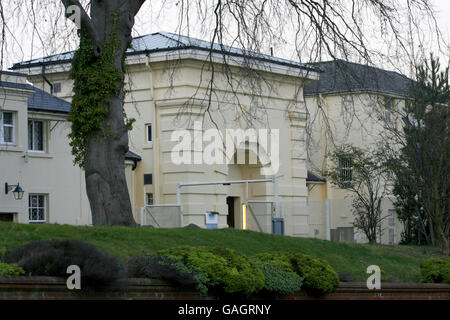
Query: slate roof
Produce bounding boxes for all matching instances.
[0,79,71,114]
[304,60,413,98]
[28,87,71,114]
[11,31,316,72]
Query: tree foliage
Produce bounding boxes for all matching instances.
[385,55,449,255]
[327,145,389,243]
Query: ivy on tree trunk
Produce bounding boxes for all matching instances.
[62,0,146,226]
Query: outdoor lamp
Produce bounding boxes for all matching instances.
[5,182,25,200]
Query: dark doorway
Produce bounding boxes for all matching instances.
[226,197,235,228]
[0,213,14,222]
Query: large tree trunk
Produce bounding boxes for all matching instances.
[84,94,135,226]
[62,0,145,226]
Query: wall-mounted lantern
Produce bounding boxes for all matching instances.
[5,182,25,200]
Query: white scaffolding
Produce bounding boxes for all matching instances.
[175,178,279,228]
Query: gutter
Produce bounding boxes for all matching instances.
[11,45,320,75]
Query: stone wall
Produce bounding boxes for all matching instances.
[1,277,449,300]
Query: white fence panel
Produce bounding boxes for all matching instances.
[141,205,182,228]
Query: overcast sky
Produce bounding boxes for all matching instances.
[1,0,449,74]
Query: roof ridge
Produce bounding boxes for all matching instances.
[156,31,187,47]
[312,59,408,79]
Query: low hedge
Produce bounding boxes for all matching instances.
[2,239,123,290]
[126,254,209,294]
[252,260,303,295]
[1,239,341,297]
[253,252,339,296]
[0,262,25,276]
[420,258,450,284]
[158,246,265,296]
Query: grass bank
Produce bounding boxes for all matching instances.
[0,222,442,282]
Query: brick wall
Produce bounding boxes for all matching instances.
[0,277,449,300]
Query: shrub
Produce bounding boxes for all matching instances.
[253,260,303,295]
[158,246,265,296]
[0,262,25,276]
[253,252,339,296]
[2,239,123,290]
[420,258,450,284]
[126,254,209,294]
[337,271,356,282]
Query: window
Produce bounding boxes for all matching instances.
[144,173,153,185]
[388,209,395,245]
[52,82,61,94]
[338,156,353,186]
[29,194,47,223]
[146,123,152,142]
[146,193,153,205]
[384,97,393,125]
[0,111,14,144]
[28,120,45,152]
[386,170,394,181]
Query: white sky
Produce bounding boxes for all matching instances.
[1,0,449,74]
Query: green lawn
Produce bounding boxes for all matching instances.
[0,222,443,282]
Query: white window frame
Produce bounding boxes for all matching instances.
[145,123,152,143]
[29,194,47,223]
[0,111,15,145]
[146,193,153,205]
[28,119,46,152]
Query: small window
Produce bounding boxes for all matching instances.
[146,193,153,205]
[388,210,395,245]
[52,82,61,94]
[338,156,353,186]
[28,120,45,152]
[388,210,395,226]
[146,123,152,142]
[384,97,393,124]
[144,174,153,185]
[0,111,15,144]
[386,170,394,181]
[29,194,47,223]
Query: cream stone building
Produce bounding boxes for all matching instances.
[0,71,140,224]
[9,32,320,237]
[303,60,411,244]
[5,34,409,244]
[0,71,91,224]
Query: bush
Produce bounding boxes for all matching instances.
[0,262,25,276]
[253,252,339,296]
[420,258,450,284]
[126,254,209,294]
[253,260,302,295]
[158,246,265,296]
[2,239,123,290]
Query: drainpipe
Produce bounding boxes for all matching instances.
[41,66,53,94]
[176,183,183,227]
[326,199,331,240]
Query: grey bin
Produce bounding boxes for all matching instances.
[272,218,284,235]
